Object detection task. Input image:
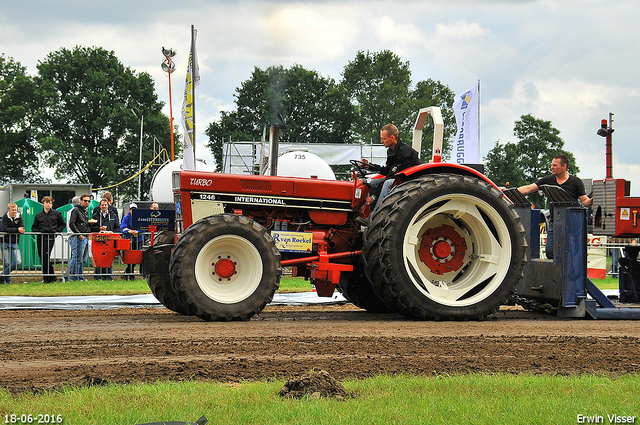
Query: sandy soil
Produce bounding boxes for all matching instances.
[1,304,639,394]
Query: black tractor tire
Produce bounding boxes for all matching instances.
[364,173,527,320]
[338,263,393,314]
[170,214,281,321]
[145,231,191,315]
[362,188,415,317]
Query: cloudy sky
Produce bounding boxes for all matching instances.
[2,0,639,193]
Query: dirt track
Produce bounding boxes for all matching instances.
[1,304,639,394]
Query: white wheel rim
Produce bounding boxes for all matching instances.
[402,193,512,307]
[194,234,263,304]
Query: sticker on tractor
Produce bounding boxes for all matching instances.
[621,207,630,221]
[272,231,313,253]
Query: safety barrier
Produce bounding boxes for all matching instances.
[539,233,638,278]
[4,231,633,283]
[1,231,148,283]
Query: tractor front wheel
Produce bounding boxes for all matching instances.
[146,231,191,315]
[170,214,281,321]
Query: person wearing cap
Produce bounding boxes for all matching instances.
[120,203,144,280]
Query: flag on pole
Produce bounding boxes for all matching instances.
[453,81,480,164]
[181,26,200,170]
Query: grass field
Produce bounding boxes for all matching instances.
[0,275,620,297]
[1,274,636,424]
[1,373,638,425]
[0,275,312,297]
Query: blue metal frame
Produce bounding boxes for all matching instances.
[512,201,640,319]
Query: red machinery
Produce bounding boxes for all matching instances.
[592,113,640,237]
[591,113,640,303]
[93,107,528,322]
[592,178,640,237]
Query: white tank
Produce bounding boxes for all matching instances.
[150,159,214,203]
[270,151,335,180]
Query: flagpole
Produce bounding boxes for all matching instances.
[169,65,175,162]
[477,79,480,160]
[191,24,196,158]
[181,25,199,170]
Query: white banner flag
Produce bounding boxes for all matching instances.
[181,27,200,170]
[453,81,480,164]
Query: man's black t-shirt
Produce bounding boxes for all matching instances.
[534,175,586,203]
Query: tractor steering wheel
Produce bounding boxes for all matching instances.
[350,159,370,178]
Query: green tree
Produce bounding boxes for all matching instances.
[405,78,457,161]
[0,54,43,184]
[341,50,412,144]
[282,65,355,144]
[484,140,524,188]
[34,46,175,201]
[207,51,457,174]
[342,51,457,161]
[205,110,242,172]
[206,64,355,171]
[484,114,578,208]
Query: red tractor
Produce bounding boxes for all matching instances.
[93,107,527,321]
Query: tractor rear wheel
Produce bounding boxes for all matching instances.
[146,231,191,315]
[365,174,526,320]
[362,188,414,317]
[170,214,281,321]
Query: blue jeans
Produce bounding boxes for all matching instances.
[2,242,19,283]
[68,235,89,281]
[369,178,394,212]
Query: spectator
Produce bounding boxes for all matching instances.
[92,191,119,220]
[32,196,66,283]
[144,202,161,248]
[1,203,25,283]
[90,198,121,280]
[67,194,92,281]
[64,196,81,281]
[120,203,143,280]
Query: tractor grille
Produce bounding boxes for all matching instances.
[240,179,272,192]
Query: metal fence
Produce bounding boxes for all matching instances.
[3,231,635,283]
[1,231,147,282]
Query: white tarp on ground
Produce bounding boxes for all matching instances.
[0,292,347,310]
[0,291,622,311]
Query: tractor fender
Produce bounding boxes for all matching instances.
[397,162,502,191]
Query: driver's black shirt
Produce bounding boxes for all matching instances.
[380,140,421,179]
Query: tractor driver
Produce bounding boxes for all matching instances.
[517,154,592,259]
[360,124,421,212]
